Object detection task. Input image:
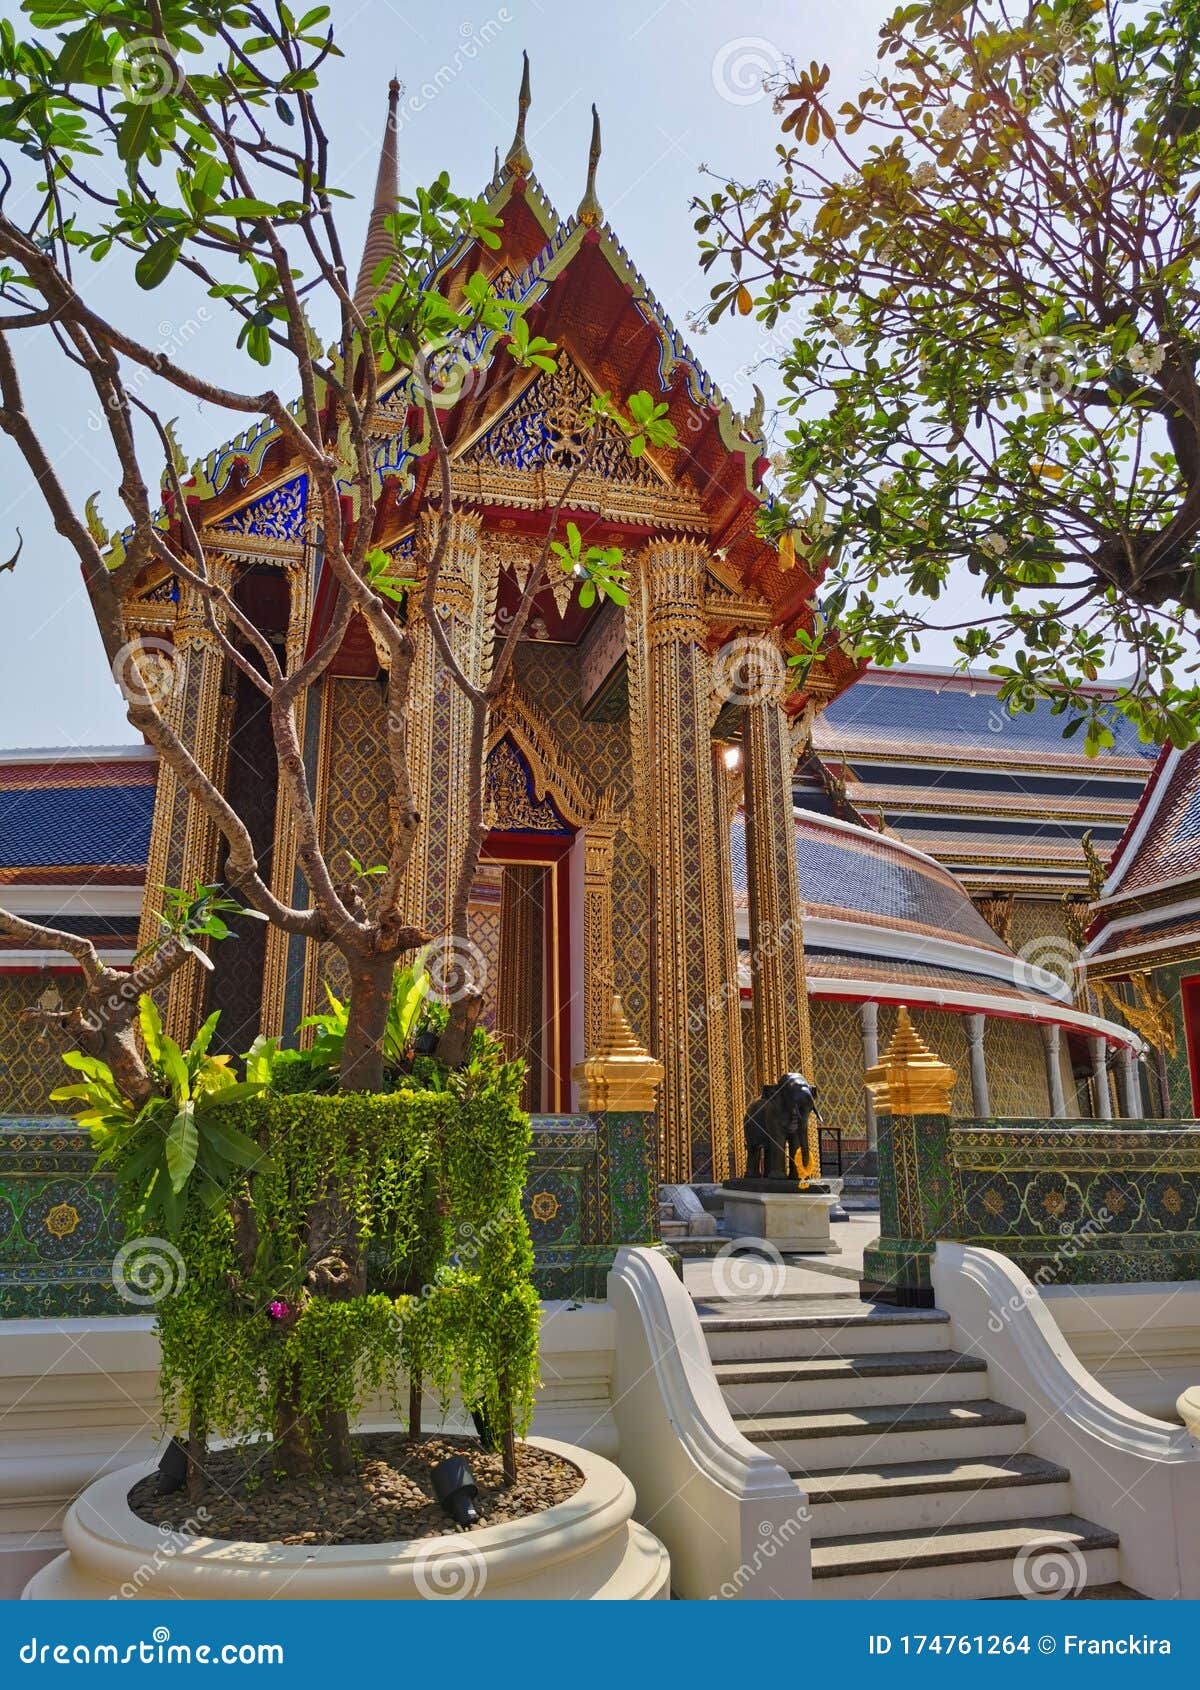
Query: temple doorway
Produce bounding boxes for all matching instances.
[468,833,574,1113]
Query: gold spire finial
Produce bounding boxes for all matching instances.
[353,79,402,315]
[577,103,603,227]
[504,51,532,177]
[572,995,664,1113]
[865,1006,957,1116]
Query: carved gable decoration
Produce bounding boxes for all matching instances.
[463,358,663,490]
[484,735,572,835]
[207,474,309,563]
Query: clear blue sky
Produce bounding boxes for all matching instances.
[0,0,918,750]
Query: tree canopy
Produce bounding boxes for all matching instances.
[696,0,1200,751]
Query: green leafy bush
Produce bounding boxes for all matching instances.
[54,979,539,1485]
[52,997,268,1232]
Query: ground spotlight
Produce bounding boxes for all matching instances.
[431,1454,480,1526]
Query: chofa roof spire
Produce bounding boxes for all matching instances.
[576,103,603,227]
[504,51,532,177]
[352,77,402,315]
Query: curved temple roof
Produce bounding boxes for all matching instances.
[0,750,156,885]
[817,670,1155,769]
[732,808,1138,1048]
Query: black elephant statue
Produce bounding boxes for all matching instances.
[743,1073,820,1181]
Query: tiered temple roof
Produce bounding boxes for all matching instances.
[1084,741,1200,975]
[811,667,1155,894]
[0,748,152,963]
[115,68,859,716]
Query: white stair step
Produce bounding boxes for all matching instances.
[736,1398,1027,1471]
[715,1350,987,1414]
[701,1303,952,1363]
[811,1514,1120,1602]
[803,1454,1072,1536]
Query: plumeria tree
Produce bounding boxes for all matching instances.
[0,2,673,1094]
[695,0,1200,750]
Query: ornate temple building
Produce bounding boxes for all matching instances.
[0,80,1152,1184]
[1083,740,1200,1118]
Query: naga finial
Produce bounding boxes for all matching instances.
[504,51,532,177]
[577,103,603,227]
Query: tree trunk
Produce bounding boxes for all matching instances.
[499,1371,517,1487]
[186,1406,207,1503]
[95,1020,156,1107]
[275,1366,315,1478]
[339,950,395,1093]
[436,990,484,1068]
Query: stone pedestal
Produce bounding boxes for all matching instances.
[717,1187,840,1255]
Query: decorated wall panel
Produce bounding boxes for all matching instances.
[0,978,80,1114]
[0,1120,124,1317]
[314,677,395,998]
[952,1120,1200,1283]
[986,1016,1053,1118]
[810,999,870,1141]
[1009,897,1077,983]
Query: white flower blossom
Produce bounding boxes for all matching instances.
[937,102,969,137]
[1127,341,1165,377]
[980,531,1009,558]
[913,161,938,188]
[829,320,856,347]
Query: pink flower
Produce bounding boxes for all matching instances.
[267,1300,290,1321]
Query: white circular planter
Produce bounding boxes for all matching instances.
[23,1436,668,1601]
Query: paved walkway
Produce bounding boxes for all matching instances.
[682,1212,878,1301]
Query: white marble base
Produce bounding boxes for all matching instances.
[717,1189,841,1255]
[24,1438,669,1601]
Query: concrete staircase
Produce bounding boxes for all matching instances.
[698,1295,1127,1599]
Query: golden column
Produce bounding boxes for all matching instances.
[641,539,736,1183]
[133,559,235,1042]
[580,819,619,1058]
[741,638,815,1089]
[402,511,495,936]
[260,559,312,1038]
